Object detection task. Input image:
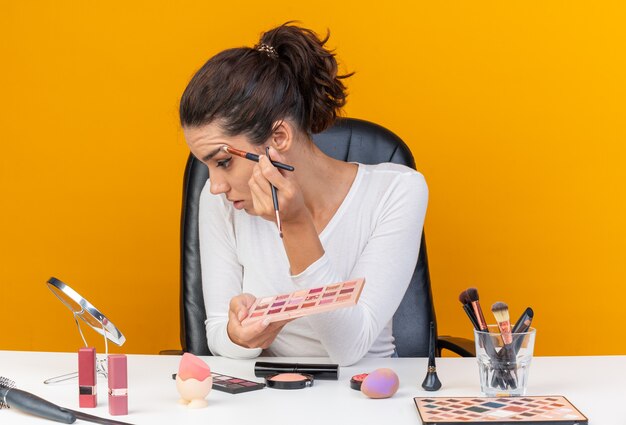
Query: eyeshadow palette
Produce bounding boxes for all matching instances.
[172,373,265,394]
[211,372,265,394]
[241,278,365,326]
[413,396,587,424]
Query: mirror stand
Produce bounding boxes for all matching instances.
[43,277,125,385]
[43,314,110,384]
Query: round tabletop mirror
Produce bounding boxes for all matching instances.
[47,277,126,346]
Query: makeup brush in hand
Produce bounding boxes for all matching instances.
[1,377,134,425]
[265,147,283,238]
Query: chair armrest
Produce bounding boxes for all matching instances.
[159,349,184,355]
[437,335,475,357]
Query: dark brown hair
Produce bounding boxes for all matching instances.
[179,22,352,144]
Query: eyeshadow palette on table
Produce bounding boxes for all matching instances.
[413,396,588,425]
[210,372,265,394]
[241,278,365,326]
[172,372,265,394]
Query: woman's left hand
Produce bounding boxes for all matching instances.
[248,147,310,225]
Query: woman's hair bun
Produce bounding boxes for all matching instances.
[180,22,352,143]
[258,22,353,134]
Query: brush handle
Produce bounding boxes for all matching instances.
[244,152,295,171]
[427,321,437,367]
[470,301,501,376]
[512,307,533,333]
[265,147,280,212]
[224,146,295,171]
[2,387,76,423]
[513,309,534,354]
[479,331,513,389]
[482,333,509,389]
[422,321,442,391]
[462,304,480,330]
[68,408,135,425]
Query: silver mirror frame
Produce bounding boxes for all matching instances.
[47,277,126,346]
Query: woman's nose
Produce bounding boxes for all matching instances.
[209,177,230,195]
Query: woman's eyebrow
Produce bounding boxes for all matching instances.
[202,146,225,162]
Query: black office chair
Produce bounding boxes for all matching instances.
[172,117,474,358]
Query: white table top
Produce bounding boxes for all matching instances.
[1,351,623,424]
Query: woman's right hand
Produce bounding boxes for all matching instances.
[226,293,292,349]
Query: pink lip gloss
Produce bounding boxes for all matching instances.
[78,347,97,408]
[107,354,128,415]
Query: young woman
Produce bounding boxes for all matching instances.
[179,23,428,366]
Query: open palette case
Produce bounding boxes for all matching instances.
[414,396,587,425]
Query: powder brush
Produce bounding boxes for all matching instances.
[491,302,513,345]
[466,287,488,331]
[458,290,480,330]
[491,302,518,389]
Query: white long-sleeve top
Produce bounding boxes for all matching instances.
[199,162,428,366]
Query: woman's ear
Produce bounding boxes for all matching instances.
[270,120,295,153]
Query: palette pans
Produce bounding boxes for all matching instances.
[413,395,588,424]
[242,278,365,326]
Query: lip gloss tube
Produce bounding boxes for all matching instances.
[78,347,97,408]
[107,354,128,415]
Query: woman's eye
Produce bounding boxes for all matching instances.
[216,158,232,168]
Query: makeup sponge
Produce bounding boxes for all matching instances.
[176,353,212,408]
[361,368,399,399]
[178,353,211,381]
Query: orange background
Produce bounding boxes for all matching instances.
[1,2,625,356]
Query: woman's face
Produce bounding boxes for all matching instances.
[184,122,263,214]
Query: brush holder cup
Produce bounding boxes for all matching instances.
[474,326,536,397]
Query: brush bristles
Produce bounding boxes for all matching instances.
[0,376,15,389]
[0,376,16,409]
[491,302,510,323]
[466,287,479,302]
[458,290,471,305]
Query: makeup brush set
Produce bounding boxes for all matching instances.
[458,288,534,391]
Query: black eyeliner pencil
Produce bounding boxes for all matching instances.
[222,146,294,171]
[266,147,283,238]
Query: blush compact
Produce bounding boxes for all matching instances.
[350,373,368,391]
[264,373,314,390]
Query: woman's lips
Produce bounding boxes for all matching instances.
[233,200,245,210]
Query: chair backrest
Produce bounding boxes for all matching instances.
[179,117,436,357]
